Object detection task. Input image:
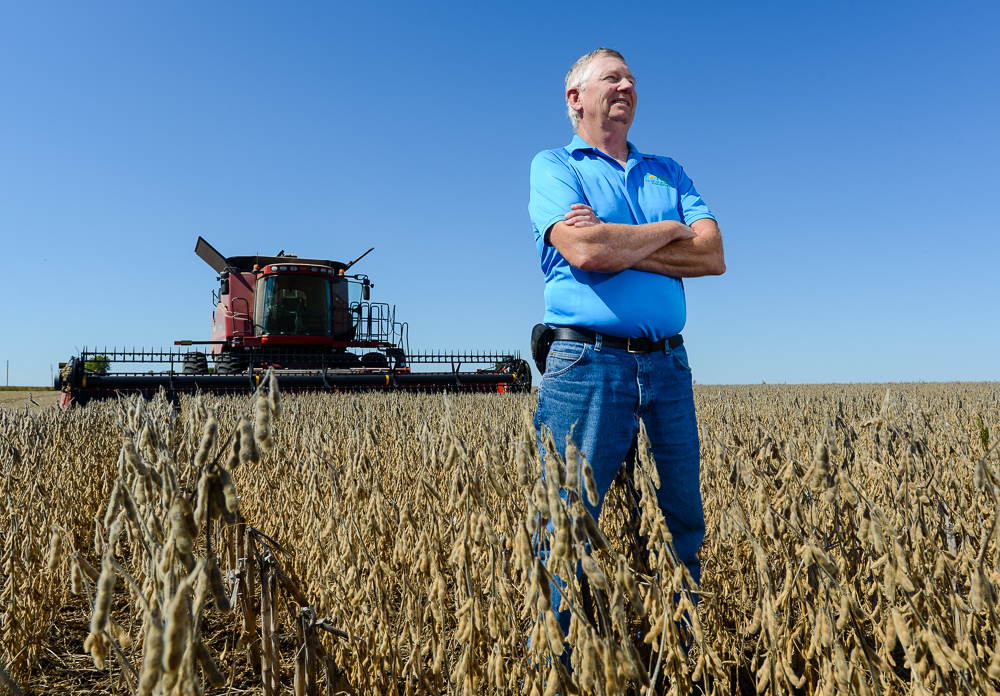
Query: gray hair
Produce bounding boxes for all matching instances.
[565,48,627,133]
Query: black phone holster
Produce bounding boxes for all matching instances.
[530,324,555,374]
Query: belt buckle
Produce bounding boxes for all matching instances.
[627,337,642,353]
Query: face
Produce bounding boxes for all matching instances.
[572,55,637,131]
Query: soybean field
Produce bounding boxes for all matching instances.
[1,381,998,696]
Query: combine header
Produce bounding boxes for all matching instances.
[58,238,530,405]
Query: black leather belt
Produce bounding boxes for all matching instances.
[551,327,683,353]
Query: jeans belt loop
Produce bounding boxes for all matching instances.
[594,333,603,351]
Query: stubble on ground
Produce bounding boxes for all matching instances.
[0,389,62,411]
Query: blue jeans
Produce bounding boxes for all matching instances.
[534,336,704,617]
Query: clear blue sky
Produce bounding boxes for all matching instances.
[2,1,997,387]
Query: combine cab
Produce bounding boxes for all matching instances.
[58,238,530,405]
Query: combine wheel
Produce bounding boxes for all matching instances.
[509,359,532,393]
[182,352,209,375]
[214,353,246,375]
[331,352,362,367]
[361,352,389,368]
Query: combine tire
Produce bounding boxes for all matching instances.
[183,352,209,375]
[331,352,362,367]
[214,353,246,375]
[361,352,389,368]
[509,359,532,393]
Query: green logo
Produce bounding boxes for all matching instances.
[645,173,672,187]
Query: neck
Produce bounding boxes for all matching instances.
[576,122,630,163]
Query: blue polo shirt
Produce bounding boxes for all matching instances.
[528,136,715,341]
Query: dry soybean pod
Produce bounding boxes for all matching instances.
[267,368,281,417]
[216,466,239,523]
[238,415,260,465]
[206,556,232,613]
[90,554,117,636]
[162,581,192,674]
[46,530,63,572]
[193,407,217,469]
[254,389,273,454]
[136,620,164,696]
[195,640,227,688]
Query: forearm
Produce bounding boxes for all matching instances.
[632,219,726,278]
[549,218,694,273]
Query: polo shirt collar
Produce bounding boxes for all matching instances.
[565,135,642,164]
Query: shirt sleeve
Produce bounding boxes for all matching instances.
[673,164,716,226]
[528,150,587,246]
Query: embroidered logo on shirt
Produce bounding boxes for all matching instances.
[645,173,672,187]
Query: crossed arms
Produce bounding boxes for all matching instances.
[548,203,726,278]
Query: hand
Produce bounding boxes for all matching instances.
[673,225,698,242]
[563,203,601,227]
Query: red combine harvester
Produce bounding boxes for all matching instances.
[58,237,530,405]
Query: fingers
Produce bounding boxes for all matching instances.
[564,204,600,227]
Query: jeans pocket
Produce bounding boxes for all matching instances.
[544,341,588,378]
[671,345,693,374]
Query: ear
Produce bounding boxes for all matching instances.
[566,88,583,115]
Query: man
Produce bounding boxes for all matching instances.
[528,48,725,595]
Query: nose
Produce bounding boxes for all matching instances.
[616,78,635,92]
